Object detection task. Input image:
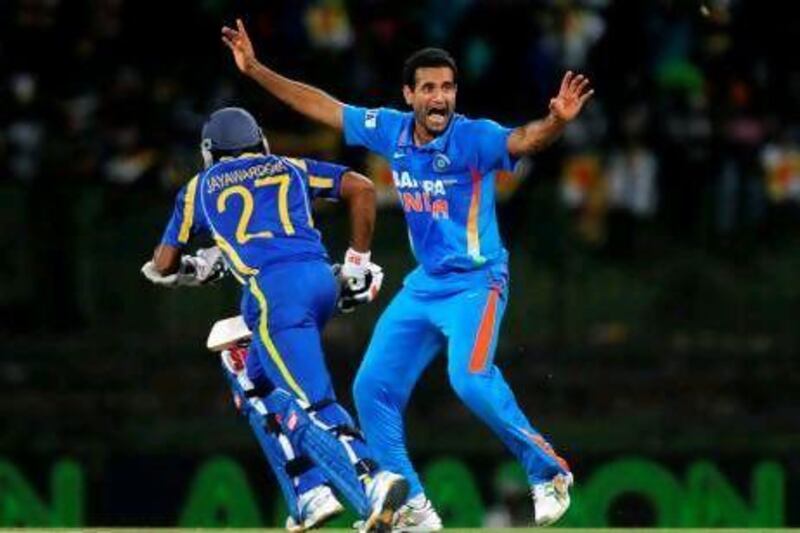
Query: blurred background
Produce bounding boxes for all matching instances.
[1,0,799,528]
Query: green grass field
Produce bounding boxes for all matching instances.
[0,527,800,533]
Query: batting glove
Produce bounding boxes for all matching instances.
[336,248,383,313]
[141,246,227,288]
[178,246,228,286]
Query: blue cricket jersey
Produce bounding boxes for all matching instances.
[160,153,347,281]
[343,105,515,291]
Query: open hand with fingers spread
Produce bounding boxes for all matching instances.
[221,18,258,74]
[549,71,594,122]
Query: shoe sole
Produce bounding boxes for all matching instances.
[535,499,570,527]
[363,478,410,533]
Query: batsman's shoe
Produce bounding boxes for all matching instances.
[532,472,573,526]
[361,471,410,533]
[393,493,443,531]
[352,493,442,532]
[286,485,344,532]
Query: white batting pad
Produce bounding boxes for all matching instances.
[206,315,252,351]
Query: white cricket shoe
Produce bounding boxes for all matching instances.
[393,493,443,531]
[360,471,410,533]
[532,472,573,526]
[286,485,344,532]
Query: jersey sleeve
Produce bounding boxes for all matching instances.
[472,119,517,174]
[286,157,349,200]
[342,105,405,158]
[160,175,208,246]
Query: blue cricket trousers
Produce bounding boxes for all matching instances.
[353,268,569,498]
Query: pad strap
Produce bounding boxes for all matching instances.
[265,413,282,434]
[332,424,365,441]
[355,458,378,477]
[306,398,336,413]
[245,383,272,398]
[285,456,315,477]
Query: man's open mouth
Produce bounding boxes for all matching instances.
[427,108,448,127]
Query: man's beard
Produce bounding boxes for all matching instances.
[417,107,451,137]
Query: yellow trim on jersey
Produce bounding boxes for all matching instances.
[228,267,246,286]
[247,277,308,402]
[286,158,316,227]
[309,176,334,189]
[285,157,308,172]
[213,235,258,277]
[219,152,263,162]
[178,175,199,243]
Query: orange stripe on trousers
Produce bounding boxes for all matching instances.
[531,432,571,472]
[521,428,571,472]
[469,289,499,373]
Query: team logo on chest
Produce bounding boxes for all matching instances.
[392,170,450,219]
[433,153,451,172]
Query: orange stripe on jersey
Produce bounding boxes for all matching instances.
[467,168,482,258]
[469,288,499,373]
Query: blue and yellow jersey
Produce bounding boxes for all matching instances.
[343,105,515,285]
[161,154,347,281]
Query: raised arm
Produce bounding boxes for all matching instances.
[222,18,344,130]
[507,71,594,158]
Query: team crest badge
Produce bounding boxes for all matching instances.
[433,153,451,172]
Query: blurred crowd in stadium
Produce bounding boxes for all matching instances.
[2,0,800,527]
[2,0,799,252]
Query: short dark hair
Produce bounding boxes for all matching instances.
[402,48,458,88]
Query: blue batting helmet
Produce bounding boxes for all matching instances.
[201,107,269,167]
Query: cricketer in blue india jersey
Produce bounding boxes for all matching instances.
[141,107,410,533]
[223,17,593,528]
